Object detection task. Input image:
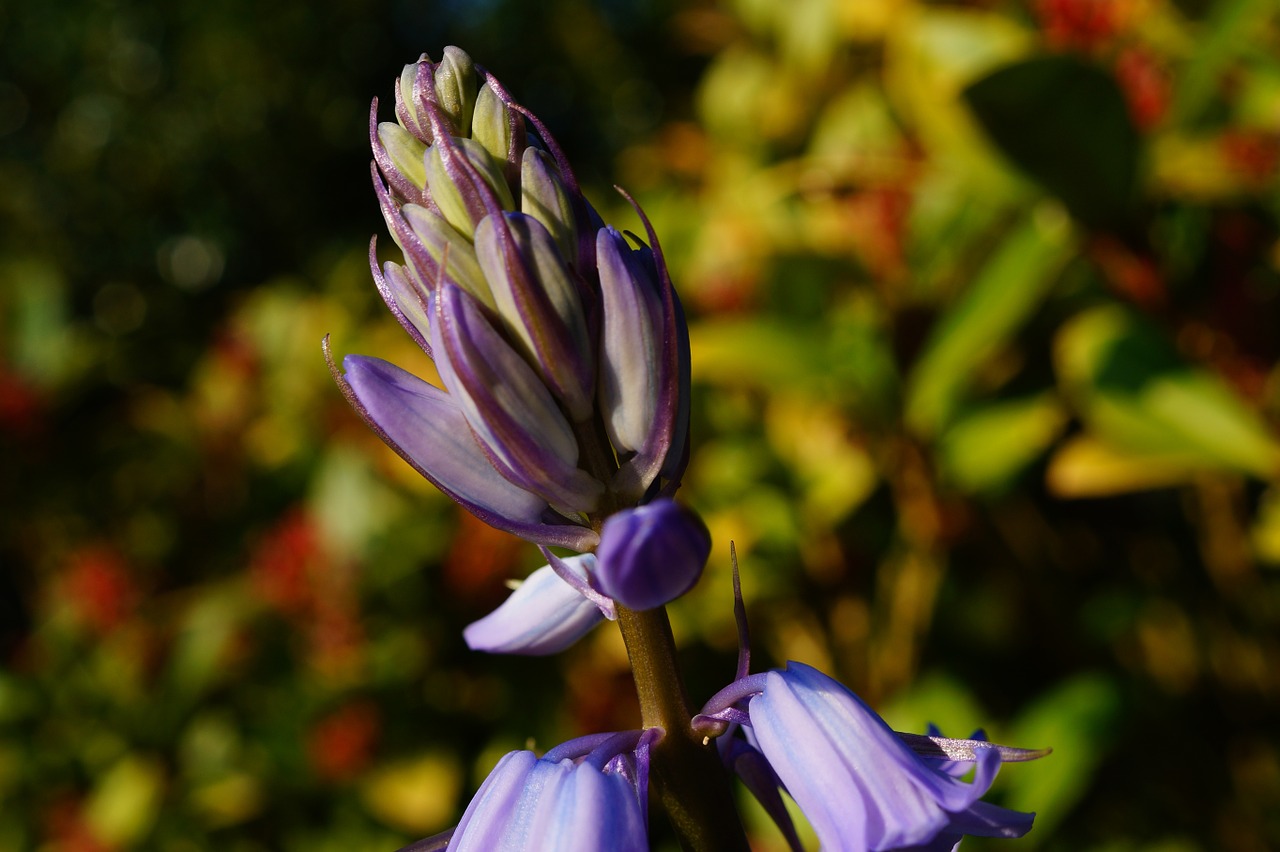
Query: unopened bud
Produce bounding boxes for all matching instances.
[399,204,493,309]
[377,122,428,191]
[472,82,524,178]
[595,500,710,610]
[425,137,516,238]
[433,46,478,136]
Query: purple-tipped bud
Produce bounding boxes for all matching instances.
[596,499,710,610]
[597,226,663,456]
[432,284,603,514]
[425,136,514,239]
[340,47,698,566]
[377,121,429,191]
[399,204,492,307]
[475,211,594,421]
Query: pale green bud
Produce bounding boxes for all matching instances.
[434,46,478,136]
[472,82,517,170]
[378,122,428,191]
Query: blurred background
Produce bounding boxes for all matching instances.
[3,0,1279,849]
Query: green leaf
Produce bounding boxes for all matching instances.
[905,213,1073,437]
[964,56,1142,229]
[938,393,1067,494]
[1056,305,1280,480]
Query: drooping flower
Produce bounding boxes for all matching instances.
[694,663,1042,852]
[394,729,660,852]
[327,47,691,554]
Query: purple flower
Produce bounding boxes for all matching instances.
[695,662,1041,851]
[437,730,658,852]
[328,47,691,551]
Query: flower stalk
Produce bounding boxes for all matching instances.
[616,604,750,852]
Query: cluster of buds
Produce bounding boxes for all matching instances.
[328,47,705,623]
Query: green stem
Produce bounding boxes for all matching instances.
[616,605,750,852]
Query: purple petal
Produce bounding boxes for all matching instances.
[749,662,1012,850]
[447,751,537,852]
[333,349,597,551]
[449,748,647,852]
[463,556,607,655]
[595,500,710,610]
[432,283,603,514]
[528,762,647,852]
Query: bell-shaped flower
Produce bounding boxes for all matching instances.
[432,729,658,852]
[596,499,710,611]
[695,662,1042,851]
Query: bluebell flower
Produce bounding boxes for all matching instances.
[394,729,659,852]
[695,662,1041,851]
[327,47,692,554]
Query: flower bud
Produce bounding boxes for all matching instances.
[393,60,431,143]
[399,204,492,309]
[475,211,594,421]
[472,81,525,181]
[376,121,428,191]
[425,137,515,239]
[432,283,603,514]
[595,500,710,610]
[432,45,477,136]
[597,226,663,455]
